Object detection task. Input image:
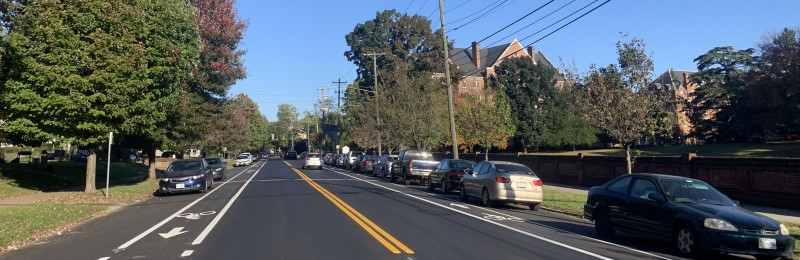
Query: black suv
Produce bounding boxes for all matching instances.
[285,150,298,160]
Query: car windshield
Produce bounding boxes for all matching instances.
[236,155,248,159]
[449,161,475,170]
[307,153,321,158]
[494,164,535,175]
[205,158,221,165]
[166,162,202,173]
[660,179,735,206]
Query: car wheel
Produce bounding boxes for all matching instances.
[209,177,214,189]
[594,208,614,237]
[403,173,411,185]
[427,178,434,192]
[459,185,469,201]
[481,188,495,207]
[529,203,541,211]
[441,179,448,194]
[390,173,396,183]
[674,224,700,258]
[201,180,209,193]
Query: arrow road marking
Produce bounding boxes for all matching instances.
[159,227,188,239]
[449,203,470,209]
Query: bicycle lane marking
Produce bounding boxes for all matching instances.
[114,162,262,251]
[189,161,266,245]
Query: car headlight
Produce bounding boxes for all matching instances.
[780,224,790,235]
[704,218,738,231]
[191,174,205,180]
[161,178,171,182]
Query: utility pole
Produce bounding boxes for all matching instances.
[333,78,347,153]
[318,86,329,151]
[365,52,385,155]
[438,0,459,159]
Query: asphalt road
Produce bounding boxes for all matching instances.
[0,159,762,260]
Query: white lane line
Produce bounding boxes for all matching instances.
[325,168,612,260]
[328,167,672,260]
[181,250,194,257]
[98,257,110,260]
[116,163,259,250]
[191,161,266,245]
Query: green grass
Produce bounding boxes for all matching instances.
[0,204,107,250]
[531,141,800,158]
[45,179,157,205]
[0,161,148,199]
[541,190,587,216]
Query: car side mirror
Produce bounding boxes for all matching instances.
[464,168,472,174]
[732,200,740,206]
[156,169,165,178]
[648,193,667,203]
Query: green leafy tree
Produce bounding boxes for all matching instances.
[0,0,163,191]
[456,93,515,160]
[687,47,755,142]
[492,56,558,152]
[750,28,800,133]
[569,37,673,174]
[275,103,299,150]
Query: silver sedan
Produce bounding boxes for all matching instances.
[459,161,543,210]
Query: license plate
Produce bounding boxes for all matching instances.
[759,238,777,250]
[176,183,185,189]
[515,182,527,188]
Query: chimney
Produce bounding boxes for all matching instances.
[472,41,480,68]
[527,46,536,64]
[682,72,689,85]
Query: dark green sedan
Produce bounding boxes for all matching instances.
[584,173,794,259]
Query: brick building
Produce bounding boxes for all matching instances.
[448,39,563,98]
[650,69,707,145]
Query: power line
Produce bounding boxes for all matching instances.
[475,0,555,43]
[446,0,502,25]
[483,0,577,48]
[447,0,473,13]
[448,0,516,32]
[518,0,601,43]
[403,0,416,14]
[415,0,430,16]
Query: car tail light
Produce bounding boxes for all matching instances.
[448,171,463,177]
[532,180,543,186]
[495,177,510,183]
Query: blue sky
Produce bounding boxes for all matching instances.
[230,0,799,121]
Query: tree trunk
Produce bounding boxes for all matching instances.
[484,147,489,161]
[624,143,633,174]
[85,150,97,193]
[147,147,156,180]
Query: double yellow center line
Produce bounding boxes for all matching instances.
[284,161,413,254]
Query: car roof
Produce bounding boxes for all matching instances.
[173,158,203,163]
[629,173,703,182]
[486,161,524,166]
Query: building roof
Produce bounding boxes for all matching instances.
[651,69,695,91]
[450,42,562,81]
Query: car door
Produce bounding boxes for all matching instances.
[600,175,633,229]
[478,163,496,193]
[625,177,672,237]
[430,160,447,186]
[463,162,484,196]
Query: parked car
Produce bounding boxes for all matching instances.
[390,150,439,185]
[346,151,362,169]
[203,157,226,180]
[427,159,476,194]
[459,161,543,210]
[285,150,298,160]
[372,154,399,178]
[336,153,347,168]
[301,152,323,170]
[324,153,335,165]
[359,155,380,174]
[157,159,214,194]
[583,173,795,259]
[233,154,252,167]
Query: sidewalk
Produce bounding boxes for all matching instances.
[544,183,800,225]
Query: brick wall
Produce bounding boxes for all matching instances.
[438,152,800,210]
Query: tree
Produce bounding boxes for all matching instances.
[569,37,673,174]
[687,47,755,142]
[750,28,800,133]
[492,56,559,152]
[275,103,299,150]
[190,0,247,98]
[0,0,166,191]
